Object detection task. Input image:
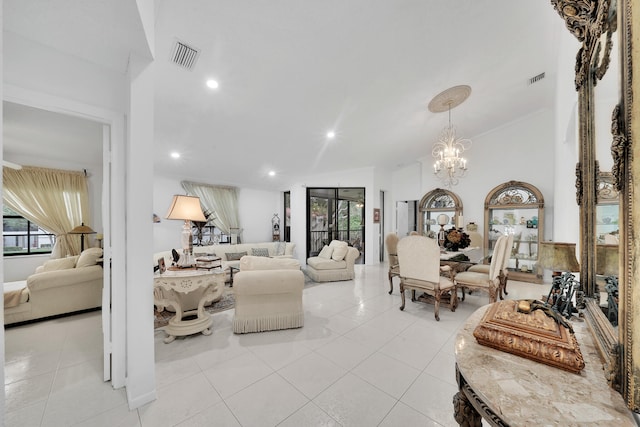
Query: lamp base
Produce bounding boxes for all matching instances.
[177,220,195,268]
[177,251,195,268]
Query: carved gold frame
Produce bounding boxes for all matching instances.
[551,0,639,411]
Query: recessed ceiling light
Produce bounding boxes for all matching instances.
[326,131,336,139]
[206,79,219,89]
[268,171,276,177]
[170,152,180,159]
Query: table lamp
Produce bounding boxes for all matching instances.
[69,222,96,253]
[596,244,619,277]
[165,195,207,267]
[437,214,449,249]
[538,241,581,318]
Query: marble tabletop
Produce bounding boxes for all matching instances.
[455,305,636,426]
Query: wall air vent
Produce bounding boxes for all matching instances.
[528,72,546,85]
[171,40,200,71]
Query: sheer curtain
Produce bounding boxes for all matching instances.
[3,166,90,257]
[181,181,239,236]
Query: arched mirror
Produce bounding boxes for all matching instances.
[417,188,462,238]
[593,7,621,328]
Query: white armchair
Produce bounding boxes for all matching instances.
[397,235,458,321]
[455,235,508,303]
[232,256,304,333]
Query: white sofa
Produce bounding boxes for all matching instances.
[153,241,296,284]
[232,255,304,334]
[305,240,360,282]
[4,248,104,325]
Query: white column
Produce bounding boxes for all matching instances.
[125,54,156,408]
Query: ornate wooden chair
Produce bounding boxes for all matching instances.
[397,235,458,321]
[455,235,507,304]
[385,233,400,294]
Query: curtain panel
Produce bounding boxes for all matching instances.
[3,166,90,257]
[181,181,240,236]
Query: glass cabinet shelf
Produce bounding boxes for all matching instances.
[484,181,544,283]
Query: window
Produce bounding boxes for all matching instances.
[3,207,55,255]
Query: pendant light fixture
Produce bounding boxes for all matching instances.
[429,85,472,187]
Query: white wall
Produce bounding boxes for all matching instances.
[152,176,281,254]
[289,167,376,266]
[154,167,389,267]
[3,32,126,112]
[238,188,281,243]
[392,108,556,244]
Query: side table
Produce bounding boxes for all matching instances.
[154,269,225,343]
[229,265,240,287]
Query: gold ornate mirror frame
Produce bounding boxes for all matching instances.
[551,0,639,410]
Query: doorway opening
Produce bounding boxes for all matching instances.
[306,187,364,263]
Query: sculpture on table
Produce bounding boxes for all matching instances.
[444,228,471,252]
[272,213,281,242]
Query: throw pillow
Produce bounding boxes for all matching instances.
[251,248,270,257]
[226,251,247,261]
[274,241,286,256]
[318,245,334,259]
[76,247,104,268]
[331,245,349,261]
[41,256,77,272]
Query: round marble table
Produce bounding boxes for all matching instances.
[454,304,635,426]
[154,269,224,343]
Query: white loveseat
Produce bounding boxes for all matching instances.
[233,255,304,334]
[305,240,360,282]
[4,248,104,325]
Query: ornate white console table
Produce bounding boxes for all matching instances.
[454,305,635,426]
[154,269,224,343]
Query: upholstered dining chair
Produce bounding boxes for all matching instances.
[385,233,400,294]
[455,235,507,304]
[397,235,458,321]
[467,233,514,299]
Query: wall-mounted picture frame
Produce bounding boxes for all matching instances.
[373,208,380,223]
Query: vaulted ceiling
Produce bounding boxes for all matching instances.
[3,1,563,190]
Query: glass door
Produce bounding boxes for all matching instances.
[306,187,365,262]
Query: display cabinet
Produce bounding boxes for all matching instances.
[417,188,462,237]
[484,181,544,283]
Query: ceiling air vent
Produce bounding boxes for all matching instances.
[171,40,200,71]
[528,72,546,85]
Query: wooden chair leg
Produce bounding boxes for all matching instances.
[388,273,394,294]
[434,295,441,321]
[450,288,458,311]
[498,271,507,300]
[399,282,406,310]
[489,286,498,303]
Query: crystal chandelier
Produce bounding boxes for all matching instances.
[429,85,472,187]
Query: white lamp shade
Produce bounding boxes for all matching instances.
[437,214,450,226]
[165,195,207,222]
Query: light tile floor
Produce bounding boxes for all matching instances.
[5,264,547,426]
